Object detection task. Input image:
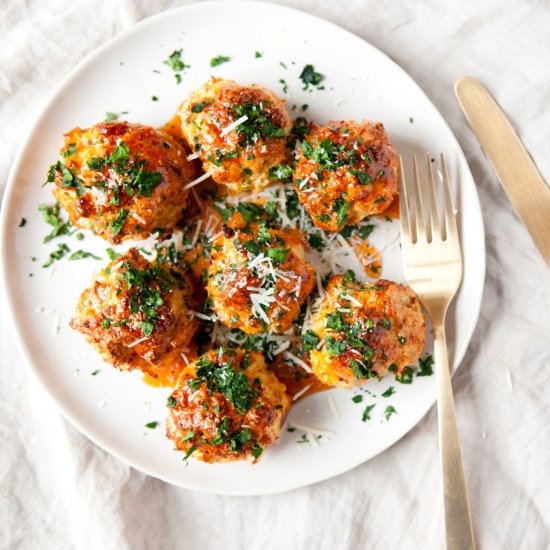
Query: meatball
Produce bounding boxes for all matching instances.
[179,78,292,193]
[166,347,291,463]
[206,223,315,334]
[309,275,425,387]
[48,121,197,243]
[293,120,399,231]
[70,249,198,385]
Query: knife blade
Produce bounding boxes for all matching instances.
[455,76,550,269]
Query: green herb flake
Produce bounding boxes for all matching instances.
[254,51,263,58]
[90,369,100,376]
[167,396,177,408]
[266,247,290,264]
[210,55,231,67]
[381,386,396,398]
[182,445,197,463]
[362,404,376,422]
[105,112,118,122]
[111,209,129,235]
[42,243,70,268]
[106,247,122,261]
[181,430,195,442]
[302,330,320,351]
[417,354,435,377]
[145,421,158,429]
[164,49,189,72]
[384,405,397,421]
[299,64,325,90]
[38,202,71,242]
[191,100,211,113]
[69,250,101,261]
[352,395,363,403]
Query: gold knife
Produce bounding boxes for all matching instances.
[455,76,550,269]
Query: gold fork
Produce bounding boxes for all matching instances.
[400,154,476,550]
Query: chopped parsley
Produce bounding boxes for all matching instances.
[145,421,158,429]
[384,405,397,421]
[266,247,290,264]
[167,396,177,408]
[417,354,435,377]
[188,351,259,412]
[181,430,194,442]
[362,404,376,422]
[104,112,118,122]
[395,366,414,384]
[182,445,197,463]
[299,64,324,90]
[352,395,363,403]
[334,198,350,227]
[230,102,286,145]
[191,100,211,113]
[164,49,189,73]
[111,209,129,235]
[267,164,293,180]
[42,243,70,268]
[302,330,320,351]
[381,386,396,398]
[106,247,122,261]
[38,203,72,242]
[69,250,101,261]
[254,51,263,58]
[210,55,231,67]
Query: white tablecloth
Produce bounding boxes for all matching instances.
[1,1,549,548]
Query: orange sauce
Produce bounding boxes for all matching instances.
[354,240,382,279]
[141,346,199,388]
[160,115,184,141]
[269,357,329,401]
[383,194,400,219]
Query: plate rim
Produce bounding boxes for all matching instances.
[0,0,486,495]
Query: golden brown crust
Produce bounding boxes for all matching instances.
[206,224,316,334]
[166,347,291,463]
[70,249,198,384]
[179,78,292,193]
[309,276,425,387]
[51,121,197,243]
[293,120,399,231]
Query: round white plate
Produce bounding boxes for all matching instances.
[0,1,485,495]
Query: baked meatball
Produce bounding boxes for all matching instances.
[309,275,425,387]
[206,224,315,334]
[166,347,291,463]
[48,121,197,243]
[179,78,292,193]
[70,249,198,384]
[293,120,399,231]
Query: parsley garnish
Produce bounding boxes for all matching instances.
[182,445,197,463]
[325,337,346,356]
[69,250,101,261]
[145,421,158,429]
[230,102,286,145]
[42,243,70,268]
[381,387,396,398]
[104,112,118,122]
[210,55,231,67]
[266,247,290,264]
[334,198,350,227]
[164,49,190,76]
[106,247,122,261]
[384,405,397,421]
[302,330,320,351]
[167,396,177,408]
[38,203,71,242]
[299,64,324,90]
[417,354,434,377]
[362,404,376,422]
[111,209,129,235]
[352,395,363,403]
[395,366,414,384]
[191,100,211,113]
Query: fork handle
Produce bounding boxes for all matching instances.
[434,322,476,550]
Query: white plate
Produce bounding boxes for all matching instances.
[0,1,485,495]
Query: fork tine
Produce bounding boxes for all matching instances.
[427,155,440,242]
[440,153,457,242]
[412,155,427,242]
[399,156,413,244]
